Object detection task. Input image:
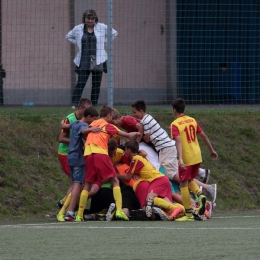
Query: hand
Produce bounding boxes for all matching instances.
[61,121,69,129]
[210,150,218,160]
[178,159,186,170]
[129,132,141,140]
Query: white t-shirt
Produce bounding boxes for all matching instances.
[139,142,160,170]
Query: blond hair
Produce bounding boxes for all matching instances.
[111,109,121,120]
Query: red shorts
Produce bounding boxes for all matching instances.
[148,176,172,202]
[58,154,70,176]
[178,163,200,182]
[135,176,172,208]
[135,181,150,208]
[85,154,117,187]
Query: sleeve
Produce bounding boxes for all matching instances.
[141,116,150,134]
[122,116,138,131]
[105,124,120,136]
[196,120,203,133]
[61,118,70,134]
[128,159,145,175]
[170,124,180,139]
[66,26,77,45]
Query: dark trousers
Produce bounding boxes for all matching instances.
[72,69,103,106]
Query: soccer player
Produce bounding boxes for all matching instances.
[171,98,218,221]
[57,98,92,208]
[56,106,100,221]
[118,140,185,221]
[111,109,143,143]
[75,105,141,221]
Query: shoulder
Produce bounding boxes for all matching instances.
[73,24,84,30]
[95,23,107,29]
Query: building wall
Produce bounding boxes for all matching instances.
[2,0,176,105]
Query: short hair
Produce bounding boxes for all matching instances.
[108,139,118,151]
[99,105,113,118]
[124,140,139,154]
[172,98,186,113]
[78,98,92,109]
[111,109,121,120]
[84,106,99,118]
[131,100,146,112]
[82,9,99,23]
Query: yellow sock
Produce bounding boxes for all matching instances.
[113,186,122,211]
[153,197,184,211]
[188,181,201,197]
[180,187,193,217]
[77,190,89,218]
[61,195,67,204]
[59,193,71,215]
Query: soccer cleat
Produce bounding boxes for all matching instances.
[175,215,194,222]
[115,210,129,221]
[75,215,84,222]
[198,195,207,215]
[192,209,206,221]
[206,184,217,203]
[57,200,63,209]
[152,207,169,221]
[201,169,210,184]
[106,203,116,221]
[56,213,65,222]
[64,212,76,222]
[168,206,184,221]
[145,197,154,218]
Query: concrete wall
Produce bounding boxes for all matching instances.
[1,0,177,105]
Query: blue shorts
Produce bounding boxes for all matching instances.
[70,165,85,184]
[159,166,180,193]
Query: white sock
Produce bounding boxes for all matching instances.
[198,168,205,178]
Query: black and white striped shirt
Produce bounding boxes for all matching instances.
[141,114,175,152]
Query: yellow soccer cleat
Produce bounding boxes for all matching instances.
[56,213,65,222]
[175,215,194,222]
[115,210,129,221]
[75,215,84,222]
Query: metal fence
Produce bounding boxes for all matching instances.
[0,0,259,106]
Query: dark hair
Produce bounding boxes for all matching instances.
[82,9,98,23]
[172,98,185,113]
[99,105,113,118]
[125,140,139,154]
[84,106,99,118]
[131,100,146,112]
[108,139,118,151]
[78,98,92,108]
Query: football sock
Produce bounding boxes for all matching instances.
[188,181,202,197]
[113,186,123,211]
[61,195,67,204]
[180,187,193,217]
[153,197,184,211]
[197,168,205,179]
[59,193,71,215]
[77,190,89,218]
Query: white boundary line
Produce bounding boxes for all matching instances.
[0,225,260,230]
[0,215,259,229]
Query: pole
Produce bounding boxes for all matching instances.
[106,0,113,107]
[0,0,6,106]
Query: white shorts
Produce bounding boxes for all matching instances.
[158,146,178,180]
